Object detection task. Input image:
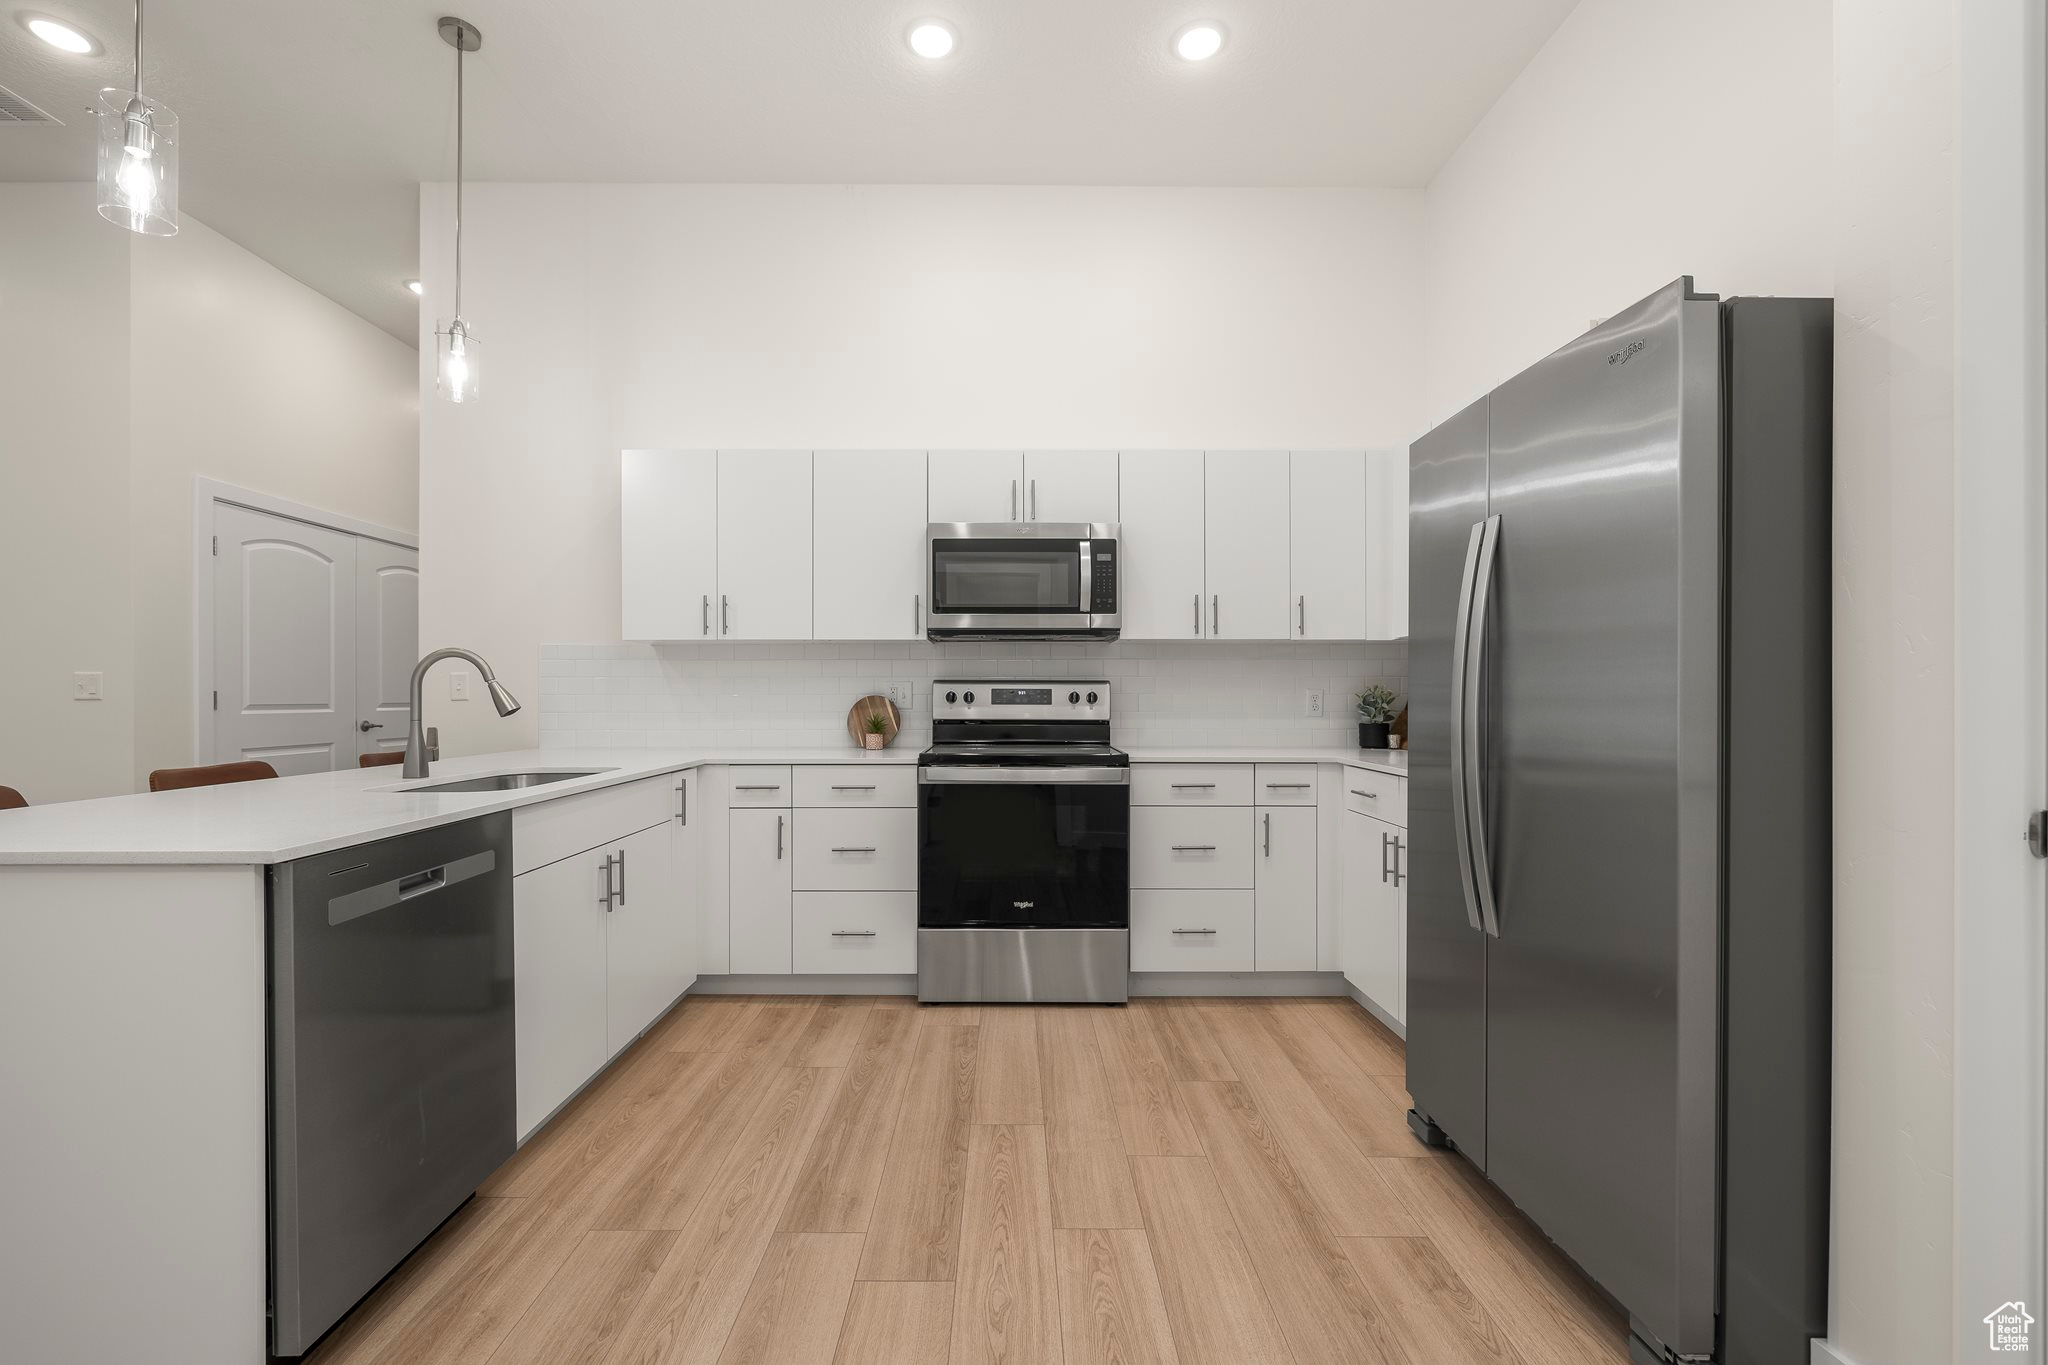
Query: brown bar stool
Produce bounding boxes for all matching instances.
[148,760,279,792]
[358,752,404,768]
[0,785,26,810]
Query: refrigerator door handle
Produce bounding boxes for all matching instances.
[1448,521,1488,932]
[1463,514,1503,937]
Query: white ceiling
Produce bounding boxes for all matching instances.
[0,0,1577,342]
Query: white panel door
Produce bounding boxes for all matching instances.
[1202,451,1292,641]
[605,821,680,1055]
[212,503,358,775]
[814,450,927,639]
[1288,451,1368,641]
[354,540,417,761]
[621,449,719,640]
[1255,805,1318,970]
[1365,447,1410,640]
[717,451,813,640]
[513,850,609,1139]
[928,450,1023,523]
[1023,450,1119,523]
[1117,450,1206,640]
[730,807,792,973]
[1344,810,1404,1021]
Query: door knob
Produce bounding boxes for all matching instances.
[358,721,384,732]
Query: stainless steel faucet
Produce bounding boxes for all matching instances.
[404,648,520,779]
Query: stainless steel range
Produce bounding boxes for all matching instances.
[917,679,1129,1003]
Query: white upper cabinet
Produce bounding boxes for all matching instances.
[1202,451,1292,641]
[1023,451,1119,524]
[814,450,928,640]
[1365,447,1410,640]
[1118,450,1206,640]
[716,451,813,639]
[1289,451,1369,641]
[621,449,717,640]
[928,450,1024,523]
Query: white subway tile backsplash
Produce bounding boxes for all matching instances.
[538,639,1407,750]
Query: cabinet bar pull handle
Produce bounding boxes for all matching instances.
[1030,478,1038,520]
[830,846,877,854]
[721,595,730,635]
[1350,789,1378,799]
[1264,812,1271,856]
[735,784,782,790]
[1171,844,1217,852]
[1011,479,1018,520]
[1394,836,1407,888]
[702,594,710,636]
[599,853,615,909]
[913,593,920,635]
[1211,594,1219,635]
[832,930,877,938]
[616,847,627,904]
[1299,595,1306,635]
[1194,594,1201,636]
[1381,832,1393,884]
[1172,928,1217,935]
[777,814,784,859]
[675,779,687,822]
[1170,783,1216,789]
[830,784,877,791]
[1265,783,1311,789]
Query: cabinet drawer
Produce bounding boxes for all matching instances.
[1131,891,1254,972]
[793,765,917,808]
[794,808,917,891]
[1131,763,1254,806]
[513,774,675,876]
[792,892,917,974]
[1131,806,1253,889]
[728,765,793,806]
[1254,763,1319,806]
[1344,772,1407,826]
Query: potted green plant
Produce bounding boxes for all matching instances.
[1355,684,1398,750]
[861,712,890,750]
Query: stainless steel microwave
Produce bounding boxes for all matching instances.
[926,522,1120,640]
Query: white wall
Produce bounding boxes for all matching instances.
[0,185,417,802]
[0,185,136,804]
[1420,0,1834,422]
[419,184,1427,755]
[128,214,418,786]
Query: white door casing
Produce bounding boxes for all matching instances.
[212,503,358,776]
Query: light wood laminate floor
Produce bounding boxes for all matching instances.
[306,995,1629,1365]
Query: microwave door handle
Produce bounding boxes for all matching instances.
[1079,542,1092,619]
[1464,515,1503,937]
[1448,520,1486,934]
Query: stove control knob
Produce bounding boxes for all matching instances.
[1069,691,1081,705]
[945,690,958,704]
[962,691,976,704]
[1087,691,1100,704]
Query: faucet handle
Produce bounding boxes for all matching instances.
[426,726,440,761]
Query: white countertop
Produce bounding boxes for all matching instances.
[0,743,1407,866]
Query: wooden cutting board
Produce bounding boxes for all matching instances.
[846,694,902,747]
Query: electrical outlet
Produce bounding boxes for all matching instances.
[1303,688,1326,718]
[449,669,470,701]
[887,682,915,707]
[72,671,103,701]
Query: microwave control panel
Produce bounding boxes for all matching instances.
[1089,541,1117,612]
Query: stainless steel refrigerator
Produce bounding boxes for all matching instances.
[1406,278,1831,1365]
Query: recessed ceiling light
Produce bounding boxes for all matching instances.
[20,12,99,54]
[1173,22,1226,62]
[907,20,955,59]
[404,279,424,296]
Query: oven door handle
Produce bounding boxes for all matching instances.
[918,766,1130,786]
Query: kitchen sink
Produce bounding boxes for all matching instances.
[406,768,615,793]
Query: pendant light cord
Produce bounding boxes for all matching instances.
[454,36,464,322]
[132,0,143,96]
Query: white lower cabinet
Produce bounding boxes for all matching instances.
[793,808,916,892]
[605,823,679,1056]
[792,892,917,974]
[1342,806,1406,1026]
[730,807,793,973]
[1254,805,1318,970]
[512,846,611,1140]
[1131,890,1254,972]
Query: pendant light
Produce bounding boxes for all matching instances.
[95,0,177,235]
[435,16,482,404]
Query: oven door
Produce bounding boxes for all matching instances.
[918,767,1130,929]
[926,523,1117,637]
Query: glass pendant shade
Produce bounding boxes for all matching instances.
[95,89,178,236]
[436,319,480,403]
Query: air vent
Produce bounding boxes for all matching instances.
[0,84,61,125]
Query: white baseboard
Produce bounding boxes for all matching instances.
[688,971,1353,999]
[691,974,917,995]
[1811,1340,1863,1365]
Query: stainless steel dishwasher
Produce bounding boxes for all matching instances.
[268,813,515,1356]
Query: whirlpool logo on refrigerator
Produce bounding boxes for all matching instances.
[1013,900,1035,910]
[1608,339,1647,366]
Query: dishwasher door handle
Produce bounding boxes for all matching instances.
[326,849,498,927]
